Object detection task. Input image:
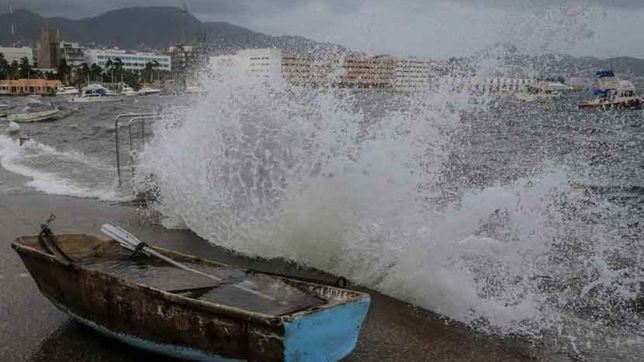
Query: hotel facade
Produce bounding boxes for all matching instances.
[84,49,171,72]
[210,48,435,90]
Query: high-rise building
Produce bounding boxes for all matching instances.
[37,28,61,69]
[59,42,84,67]
[236,48,283,80]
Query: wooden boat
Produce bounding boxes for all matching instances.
[7,109,59,123]
[12,232,370,361]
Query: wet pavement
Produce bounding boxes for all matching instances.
[0,178,544,361]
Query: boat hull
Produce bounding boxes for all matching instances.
[7,110,59,123]
[70,96,123,103]
[12,235,370,361]
[578,97,644,110]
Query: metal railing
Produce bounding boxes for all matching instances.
[127,115,158,179]
[114,113,159,187]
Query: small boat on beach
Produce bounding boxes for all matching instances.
[12,226,370,361]
[7,108,59,123]
[578,69,643,110]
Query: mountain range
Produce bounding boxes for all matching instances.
[0,7,344,54]
[1,7,644,79]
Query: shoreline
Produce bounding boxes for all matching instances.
[0,178,545,360]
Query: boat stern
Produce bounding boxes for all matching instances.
[282,296,370,362]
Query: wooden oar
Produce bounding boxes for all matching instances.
[100,224,276,301]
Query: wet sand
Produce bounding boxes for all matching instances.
[0,181,547,361]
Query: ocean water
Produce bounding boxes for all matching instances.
[0,95,186,199]
[1,75,643,360]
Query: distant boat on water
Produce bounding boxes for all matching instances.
[138,86,162,96]
[120,84,138,96]
[578,69,643,110]
[56,86,79,97]
[184,86,207,95]
[70,84,123,103]
[516,81,569,102]
[7,108,59,123]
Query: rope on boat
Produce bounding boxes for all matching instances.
[38,214,74,263]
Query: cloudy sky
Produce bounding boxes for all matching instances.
[3,0,643,58]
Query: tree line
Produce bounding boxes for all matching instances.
[0,54,47,80]
[0,53,169,89]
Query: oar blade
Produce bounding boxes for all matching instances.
[101,223,139,251]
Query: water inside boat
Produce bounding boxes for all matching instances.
[78,242,326,316]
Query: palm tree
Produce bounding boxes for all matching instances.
[105,58,114,87]
[57,59,71,85]
[18,57,31,79]
[151,60,160,82]
[90,63,102,83]
[78,63,90,85]
[143,61,154,83]
[8,60,19,80]
[113,57,123,83]
[0,53,9,80]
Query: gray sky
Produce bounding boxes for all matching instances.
[2,0,644,58]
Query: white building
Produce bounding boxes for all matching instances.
[208,54,237,73]
[210,48,282,81]
[84,49,171,71]
[59,41,84,67]
[238,48,282,80]
[0,46,34,64]
[210,48,437,90]
[395,58,433,90]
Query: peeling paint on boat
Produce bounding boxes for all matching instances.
[11,234,371,361]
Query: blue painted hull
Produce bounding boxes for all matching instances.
[284,298,371,361]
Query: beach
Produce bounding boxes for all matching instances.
[0,166,542,361]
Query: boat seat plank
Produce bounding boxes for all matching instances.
[83,260,226,292]
[83,259,326,316]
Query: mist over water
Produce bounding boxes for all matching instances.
[135,63,643,359]
[133,5,643,358]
